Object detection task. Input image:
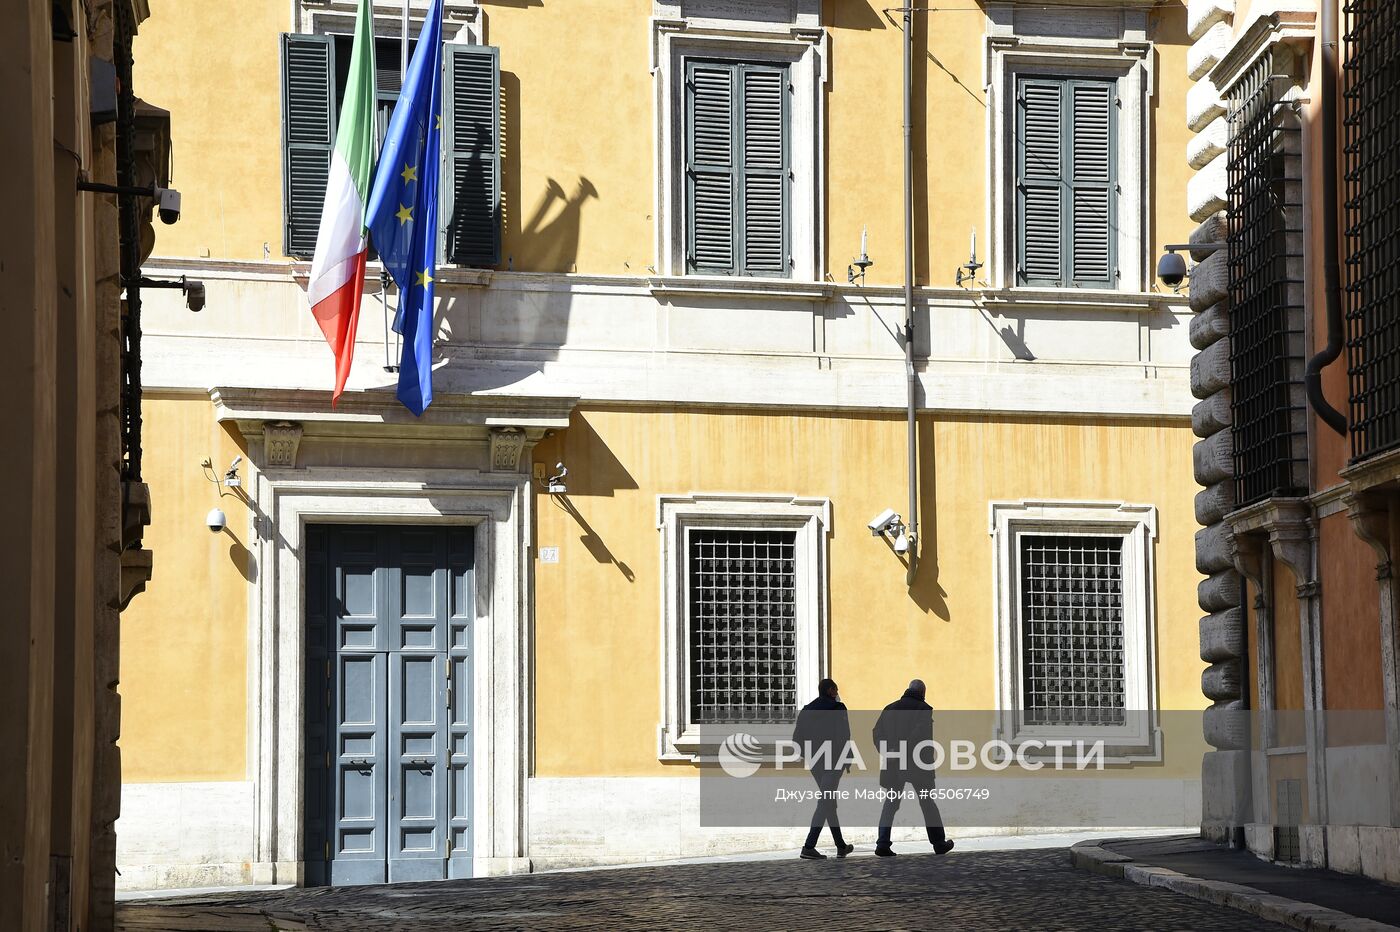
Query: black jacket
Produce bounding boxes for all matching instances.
[791,694,851,772]
[872,689,935,788]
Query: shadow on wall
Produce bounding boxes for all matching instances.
[383,66,600,400]
[827,0,888,32]
[532,412,639,580]
[912,411,951,621]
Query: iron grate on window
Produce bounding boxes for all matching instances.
[1344,0,1400,461]
[688,529,798,725]
[1227,60,1309,506]
[1018,535,1126,727]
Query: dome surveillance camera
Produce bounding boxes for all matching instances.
[206,507,227,533]
[185,279,206,312]
[157,187,181,225]
[1157,251,1188,289]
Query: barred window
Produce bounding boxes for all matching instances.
[1344,0,1400,460]
[1018,535,1126,727]
[1226,58,1309,506]
[688,529,798,724]
[991,501,1157,758]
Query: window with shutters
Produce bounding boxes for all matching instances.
[1015,76,1117,289]
[657,494,829,761]
[684,60,789,277]
[990,501,1158,759]
[280,33,500,267]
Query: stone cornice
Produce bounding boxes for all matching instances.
[1339,445,1400,495]
[1208,9,1317,97]
[210,386,577,449]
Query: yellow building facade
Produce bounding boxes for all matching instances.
[119,0,1203,887]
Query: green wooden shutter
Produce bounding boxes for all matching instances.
[1017,78,1063,285]
[1068,80,1115,288]
[443,44,500,267]
[282,33,336,261]
[739,65,787,276]
[687,62,736,274]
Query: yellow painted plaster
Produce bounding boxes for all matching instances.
[134,1,1195,277]
[119,395,251,783]
[531,408,1203,778]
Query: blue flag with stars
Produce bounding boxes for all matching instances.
[366,0,443,416]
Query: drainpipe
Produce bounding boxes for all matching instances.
[1304,0,1348,437]
[903,6,920,586]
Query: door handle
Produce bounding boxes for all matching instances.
[408,758,434,770]
[346,759,373,771]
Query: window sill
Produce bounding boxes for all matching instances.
[648,275,834,302]
[288,261,493,289]
[978,287,1176,313]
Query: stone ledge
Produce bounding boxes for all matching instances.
[1070,841,1400,932]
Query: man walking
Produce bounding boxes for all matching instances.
[791,678,855,860]
[872,679,955,858]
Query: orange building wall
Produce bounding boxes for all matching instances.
[1318,511,1385,710]
[1272,557,1305,713]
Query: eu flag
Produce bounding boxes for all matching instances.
[366,0,443,415]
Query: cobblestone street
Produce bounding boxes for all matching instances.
[117,847,1287,931]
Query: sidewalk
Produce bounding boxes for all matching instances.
[1072,834,1400,932]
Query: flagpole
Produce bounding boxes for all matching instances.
[389,0,409,371]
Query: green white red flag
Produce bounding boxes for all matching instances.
[307,0,376,403]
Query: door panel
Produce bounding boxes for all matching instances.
[447,528,474,877]
[305,524,473,886]
[330,650,388,885]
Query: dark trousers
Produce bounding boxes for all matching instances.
[875,775,946,848]
[803,768,846,849]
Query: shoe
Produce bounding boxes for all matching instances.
[836,843,855,858]
[933,839,955,855]
[874,846,897,857]
[799,847,827,860]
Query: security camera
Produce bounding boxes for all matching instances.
[868,508,901,536]
[545,462,568,495]
[206,507,227,533]
[156,186,181,225]
[185,279,206,312]
[1157,251,1188,289]
[893,532,910,554]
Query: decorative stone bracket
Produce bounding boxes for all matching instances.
[263,421,303,468]
[1224,496,1316,591]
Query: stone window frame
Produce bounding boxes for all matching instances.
[657,493,830,762]
[650,14,826,284]
[989,500,1161,761]
[984,6,1154,294]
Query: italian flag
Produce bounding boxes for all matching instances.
[307,0,376,404]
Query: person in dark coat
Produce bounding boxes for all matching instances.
[871,679,954,857]
[791,678,854,860]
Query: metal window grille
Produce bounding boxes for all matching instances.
[688,529,798,724]
[1018,535,1126,727]
[1227,60,1309,506]
[1274,778,1303,863]
[1344,0,1400,461]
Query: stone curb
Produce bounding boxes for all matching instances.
[1070,842,1400,932]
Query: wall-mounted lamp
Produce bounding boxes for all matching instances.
[848,226,874,285]
[539,462,568,495]
[956,228,983,287]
